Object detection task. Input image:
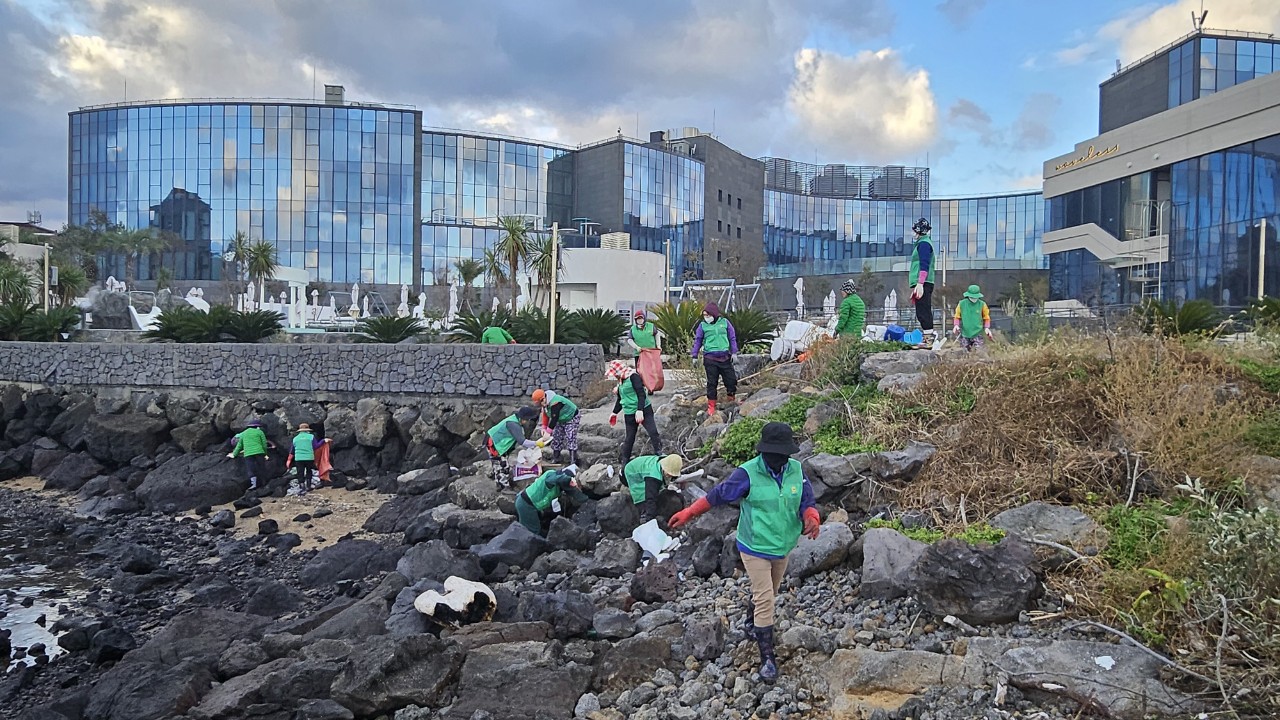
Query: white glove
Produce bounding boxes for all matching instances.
[635,411,644,422]
[984,328,994,338]
[226,453,235,459]
[911,284,925,300]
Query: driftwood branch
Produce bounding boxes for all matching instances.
[1064,621,1216,685]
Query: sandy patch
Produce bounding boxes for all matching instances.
[1,476,78,507]
[194,487,392,552]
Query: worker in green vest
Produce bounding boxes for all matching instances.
[691,302,739,415]
[952,284,993,352]
[480,325,515,344]
[669,422,820,683]
[908,217,937,349]
[515,467,589,537]
[627,310,660,367]
[227,419,273,491]
[607,360,662,465]
[624,454,684,523]
[485,406,544,487]
[531,388,581,466]
[833,279,866,339]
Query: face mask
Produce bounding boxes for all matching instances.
[635,318,644,326]
[762,452,789,473]
[703,315,714,323]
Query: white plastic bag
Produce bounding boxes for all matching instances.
[631,519,679,563]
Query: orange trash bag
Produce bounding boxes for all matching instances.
[637,348,665,392]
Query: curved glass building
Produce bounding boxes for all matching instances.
[69,98,422,284]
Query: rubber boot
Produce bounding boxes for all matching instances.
[248,477,258,491]
[726,395,737,404]
[756,625,778,682]
[552,450,564,465]
[569,451,580,468]
[916,331,935,350]
[742,602,758,641]
[707,399,717,416]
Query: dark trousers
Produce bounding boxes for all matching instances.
[621,412,662,465]
[295,460,316,487]
[638,477,662,522]
[704,357,737,400]
[915,282,935,331]
[515,492,546,536]
[242,455,265,484]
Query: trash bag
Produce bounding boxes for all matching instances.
[638,348,664,392]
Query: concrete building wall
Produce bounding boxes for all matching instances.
[1044,70,1280,198]
[570,142,625,234]
[0,342,603,398]
[698,137,766,283]
[1099,52,1170,134]
[554,247,665,313]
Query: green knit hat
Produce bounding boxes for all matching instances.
[963,284,983,299]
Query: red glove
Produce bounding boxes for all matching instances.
[802,507,821,540]
[609,414,618,427]
[668,497,712,529]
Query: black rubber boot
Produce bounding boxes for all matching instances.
[742,602,758,641]
[756,626,778,682]
[552,450,564,465]
[569,451,580,467]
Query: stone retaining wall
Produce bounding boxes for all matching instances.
[0,342,603,397]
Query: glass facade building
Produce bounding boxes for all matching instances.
[762,191,1044,277]
[419,131,573,285]
[1048,135,1280,305]
[69,100,422,284]
[622,143,705,280]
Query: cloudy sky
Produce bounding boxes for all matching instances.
[3,0,1280,227]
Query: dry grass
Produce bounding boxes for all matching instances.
[884,334,1260,519]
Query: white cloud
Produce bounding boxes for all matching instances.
[787,48,939,164]
[1111,0,1280,62]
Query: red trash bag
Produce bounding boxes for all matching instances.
[637,348,665,392]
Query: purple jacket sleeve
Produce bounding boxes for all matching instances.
[726,321,739,355]
[691,324,705,357]
[706,467,817,518]
[704,467,751,505]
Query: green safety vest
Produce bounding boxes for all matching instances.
[481,326,513,344]
[292,432,315,462]
[700,319,730,353]
[959,299,987,339]
[523,470,563,511]
[737,455,804,558]
[618,377,651,414]
[624,455,663,503]
[549,394,578,423]
[909,234,936,286]
[630,323,658,355]
[486,414,521,455]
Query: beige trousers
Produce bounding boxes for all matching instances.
[741,552,789,628]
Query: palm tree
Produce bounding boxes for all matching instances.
[525,232,566,310]
[495,215,531,311]
[245,239,279,307]
[454,258,484,312]
[227,231,253,283]
[106,227,171,286]
[480,247,508,311]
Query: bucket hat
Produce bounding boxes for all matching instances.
[755,421,800,456]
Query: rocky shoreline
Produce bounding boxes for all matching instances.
[0,368,1213,720]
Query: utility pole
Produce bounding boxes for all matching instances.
[549,222,560,343]
[1260,218,1269,300]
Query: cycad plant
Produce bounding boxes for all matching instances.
[649,301,703,357]
[446,309,512,343]
[573,308,629,353]
[0,263,35,305]
[19,307,82,342]
[511,307,584,344]
[0,302,36,341]
[723,307,778,351]
[223,309,284,342]
[356,316,427,343]
[1139,299,1224,337]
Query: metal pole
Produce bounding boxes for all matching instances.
[663,239,671,303]
[549,222,559,344]
[1261,218,1269,300]
[43,244,50,312]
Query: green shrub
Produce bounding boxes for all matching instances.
[1138,299,1224,337]
[1244,412,1280,457]
[447,310,512,343]
[811,338,912,386]
[19,306,81,342]
[574,308,629,353]
[0,302,37,341]
[510,307,585,344]
[864,517,1006,546]
[766,396,818,431]
[223,309,284,342]
[814,420,882,455]
[649,301,702,358]
[1098,503,1169,570]
[1234,357,1280,393]
[356,315,426,343]
[723,307,777,350]
[718,417,766,466]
